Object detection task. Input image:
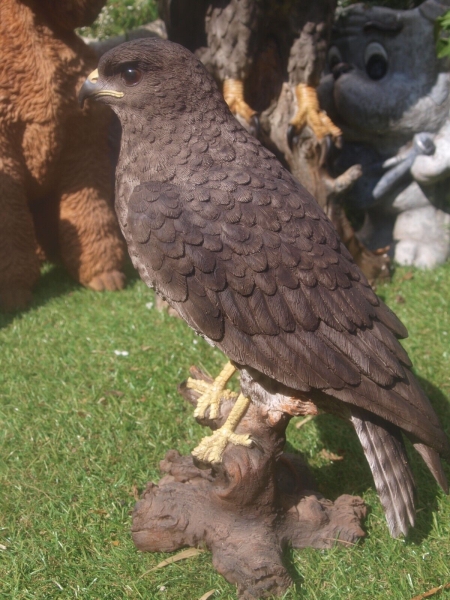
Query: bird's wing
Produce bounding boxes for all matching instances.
[126,172,449,457]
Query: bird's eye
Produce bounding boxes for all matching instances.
[364,42,388,80]
[121,67,142,86]
[327,46,343,70]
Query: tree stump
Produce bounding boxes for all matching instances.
[132,367,367,599]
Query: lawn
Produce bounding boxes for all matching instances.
[0,259,449,600]
[1,0,448,597]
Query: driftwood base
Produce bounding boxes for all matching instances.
[132,368,366,599]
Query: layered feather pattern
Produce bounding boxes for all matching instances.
[103,38,449,537]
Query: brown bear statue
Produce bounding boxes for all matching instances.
[0,0,126,311]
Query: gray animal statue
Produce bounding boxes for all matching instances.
[318,0,450,269]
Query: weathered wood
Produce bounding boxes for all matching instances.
[132,367,366,599]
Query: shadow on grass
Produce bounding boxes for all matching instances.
[283,547,305,596]
[406,374,450,545]
[287,375,450,545]
[0,259,141,331]
[0,264,75,331]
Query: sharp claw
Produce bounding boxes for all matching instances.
[249,114,260,138]
[192,454,213,470]
[248,436,263,453]
[287,124,297,150]
[334,134,343,149]
[319,135,332,165]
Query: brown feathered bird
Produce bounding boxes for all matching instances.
[79,38,449,538]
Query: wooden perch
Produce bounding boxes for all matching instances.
[132,367,366,599]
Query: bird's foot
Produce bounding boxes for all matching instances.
[288,83,341,148]
[192,392,253,464]
[188,361,236,420]
[192,428,253,464]
[223,78,258,132]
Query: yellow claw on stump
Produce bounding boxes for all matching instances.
[289,83,341,141]
[188,361,237,420]
[192,393,253,464]
[223,78,257,125]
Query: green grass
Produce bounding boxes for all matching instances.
[1,261,449,600]
[78,0,158,40]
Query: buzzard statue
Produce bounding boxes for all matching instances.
[79,38,449,538]
[157,0,340,143]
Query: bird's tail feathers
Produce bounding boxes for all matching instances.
[351,414,416,538]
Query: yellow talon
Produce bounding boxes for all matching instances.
[223,78,256,125]
[188,362,237,420]
[192,393,253,464]
[290,83,341,141]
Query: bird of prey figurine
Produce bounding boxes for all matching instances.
[79,38,449,538]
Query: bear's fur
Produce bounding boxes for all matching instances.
[0,0,126,311]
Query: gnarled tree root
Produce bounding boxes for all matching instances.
[132,367,366,599]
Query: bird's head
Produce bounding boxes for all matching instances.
[79,37,220,121]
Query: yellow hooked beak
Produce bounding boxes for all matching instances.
[88,68,99,83]
[78,68,124,107]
